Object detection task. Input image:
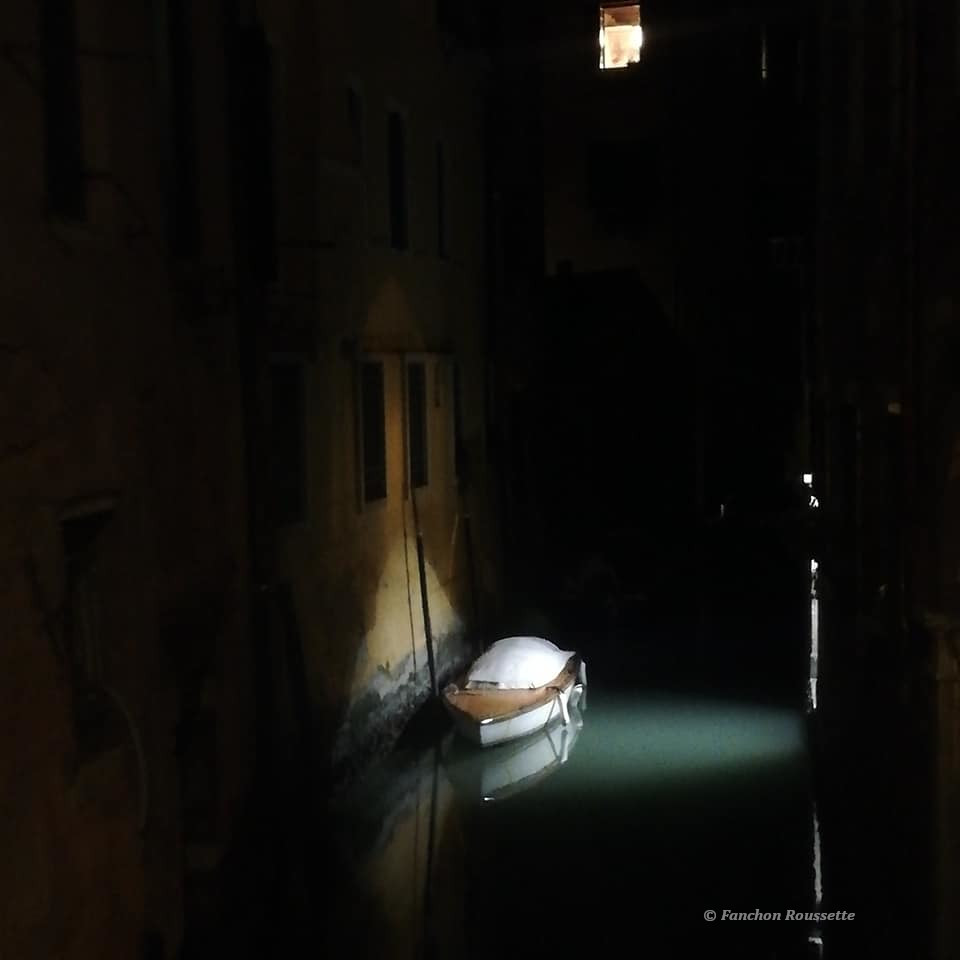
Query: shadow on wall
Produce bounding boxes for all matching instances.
[272,509,478,793]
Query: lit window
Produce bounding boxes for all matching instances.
[599,3,643,70]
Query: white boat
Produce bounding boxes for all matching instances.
[442,702,584,801]
[441,636,587,747]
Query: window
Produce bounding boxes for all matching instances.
[41,0,84,218]
[768,235,804,270]
[168,0,199,255]
[270,362,306,524]
[599,3,643,71]
[60,498,124,761]
[347,84,364,167]
[361,361,387,502]
[407,362,428,489]
[452,362,465,478]
[436,141,447,258]
[387,111,408,250]
[61,503,114,683]
[585,138,658,230]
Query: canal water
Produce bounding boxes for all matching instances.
[323,688,818,959]
[308,519,952,960]
[185,519,957,959]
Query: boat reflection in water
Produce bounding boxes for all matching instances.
[441,698,586,803]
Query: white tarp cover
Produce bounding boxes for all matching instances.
[465,636,575,690]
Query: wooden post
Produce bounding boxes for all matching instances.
[411,478,438,697]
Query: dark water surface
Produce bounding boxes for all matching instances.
[185,524,958,960]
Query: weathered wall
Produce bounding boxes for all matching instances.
[261,0,501,775]
[1,1,254,956]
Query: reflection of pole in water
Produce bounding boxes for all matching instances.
[807,558,820,712]
[813,803,822,906]
[809,801,824,957]
[421,743,441,959]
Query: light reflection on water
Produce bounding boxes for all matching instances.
[325,690,818,959]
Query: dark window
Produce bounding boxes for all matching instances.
[765,26,801,101]
[270,363,306,524]
[41,0,84,218]
[407,362,428,489]
[361,362,387,502]
[437,0,483,47]
[60,501,124,761]
[864,13,891,164]
[61,505,113,682]
[388,111,408,250]
[453,362,464,477]
[168,0,199,255]
[225,22,276,281]
[347,85,364,166]
[585,139,659,231]
[436,141,447,257]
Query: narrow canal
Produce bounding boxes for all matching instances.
[187,518,953,960]
[325,687,816,959]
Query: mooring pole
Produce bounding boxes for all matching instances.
[411,480,438,697]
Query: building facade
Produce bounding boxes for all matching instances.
[1,1,258,957]
[256,0,503,778]
[2,0,507,955]
[813,1,960,955]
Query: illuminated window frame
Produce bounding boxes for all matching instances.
[599,3,643,71]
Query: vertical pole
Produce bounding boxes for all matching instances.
[901,0,917,640]
[404,356,438,697]
[411,484,438,698]
[421,742,441,959]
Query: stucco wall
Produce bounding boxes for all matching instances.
[1,2,254,956]
[263,0,501,775]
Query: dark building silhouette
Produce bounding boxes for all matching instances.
[486,0,816,680]
[812,2,960,952]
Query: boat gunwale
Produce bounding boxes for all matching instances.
[442,655,580,727]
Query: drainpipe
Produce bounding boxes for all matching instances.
[900,0,917,640]
[224,2,277,789]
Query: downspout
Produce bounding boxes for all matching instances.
[224,2,276,789]
[900,0,917,638]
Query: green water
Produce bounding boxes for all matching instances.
[326,690,819,959]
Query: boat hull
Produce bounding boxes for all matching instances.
[443,662,583,747]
